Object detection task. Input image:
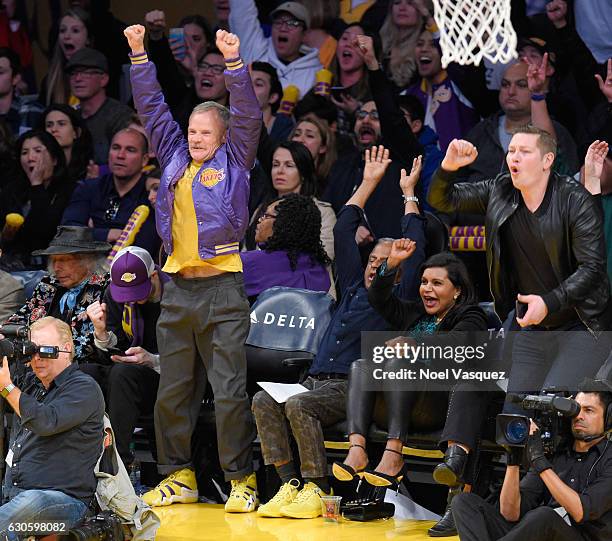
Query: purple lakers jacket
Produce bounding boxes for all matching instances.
[130,53,261,258]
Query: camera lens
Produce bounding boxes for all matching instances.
[505,418,528,444]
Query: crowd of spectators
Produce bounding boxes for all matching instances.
[0,0,611,539]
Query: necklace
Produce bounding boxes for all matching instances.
[435,304,454,325]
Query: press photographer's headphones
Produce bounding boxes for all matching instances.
[579,378,612,442]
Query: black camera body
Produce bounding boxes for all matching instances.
[67,510,125,541]
[496,390,580,455]
[0,323,37,363]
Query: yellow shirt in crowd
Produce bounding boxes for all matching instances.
[163,161,242,274]
[339,0,375,24]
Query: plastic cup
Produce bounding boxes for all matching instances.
[321,495,342,522]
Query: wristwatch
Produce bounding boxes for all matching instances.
[403,195,419,203]
[1,383,15,398]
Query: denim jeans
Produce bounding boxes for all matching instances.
[0,488,88,540]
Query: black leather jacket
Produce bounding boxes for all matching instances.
[428,168,612,334]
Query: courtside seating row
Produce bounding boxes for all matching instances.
[245,286,511,473]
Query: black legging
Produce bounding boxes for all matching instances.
[346,358,449,442]
[439,382,505,452]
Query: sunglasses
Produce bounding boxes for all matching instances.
[259,212,278,221]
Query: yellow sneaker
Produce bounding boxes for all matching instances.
[141,468,198,507]
[257,479,301,517]
[225,472,259,513]
[280,482,331,519]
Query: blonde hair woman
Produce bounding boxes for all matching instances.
[379,0,435,89]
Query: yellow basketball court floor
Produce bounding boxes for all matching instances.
[154,503,460,540]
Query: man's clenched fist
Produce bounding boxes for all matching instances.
[441,139,478,172]
[124,24,146,55]
[216,29,240,59]
[86,300,108,340]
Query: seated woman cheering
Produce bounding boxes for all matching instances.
[241,193,331,302]
[334,250,488,488]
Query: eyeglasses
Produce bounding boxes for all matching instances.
[196,62,225,75]
[356,110,380,121]
[69,68,105,79]
[272,18,303,30]
[105,197,120,222]
[259,212,278,221]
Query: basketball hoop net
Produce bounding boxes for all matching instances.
[432,0,518,67]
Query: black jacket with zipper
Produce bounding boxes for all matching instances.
[428,168,612,334]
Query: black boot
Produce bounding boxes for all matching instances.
[433,445,468,486]
[428,486,461,537]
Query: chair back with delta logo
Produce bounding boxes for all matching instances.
[245,287,335,388]
[247,286,334,354]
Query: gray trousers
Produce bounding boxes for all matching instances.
[155,272,255,481]
[252,376,347,479]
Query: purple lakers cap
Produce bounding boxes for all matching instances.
[109,246,155,303]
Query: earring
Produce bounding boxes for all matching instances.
[453,294,459,300]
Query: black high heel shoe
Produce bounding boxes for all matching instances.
[362,447,408,488]
[432,445,468,487]
[332,443,368,481]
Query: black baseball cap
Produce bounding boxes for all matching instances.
[518,37,556,66]
[65,47,109,73]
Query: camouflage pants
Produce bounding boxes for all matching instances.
[252,376,347,479]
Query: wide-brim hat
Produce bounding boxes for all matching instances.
[32,226,112,256]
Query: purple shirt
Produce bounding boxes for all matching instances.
[241,250,330,298]
[405,76,480,152]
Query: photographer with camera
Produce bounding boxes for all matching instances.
[0,316,104,540]
[452,379,612,541]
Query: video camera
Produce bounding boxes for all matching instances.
[496,389,580,455]
[0,323,37,363]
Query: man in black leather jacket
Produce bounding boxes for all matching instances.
[428,126,612,403]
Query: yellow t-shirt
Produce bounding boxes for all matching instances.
[163,161,242,274]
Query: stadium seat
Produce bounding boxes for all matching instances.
[10,270,48,298]
[245,287,335,386]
